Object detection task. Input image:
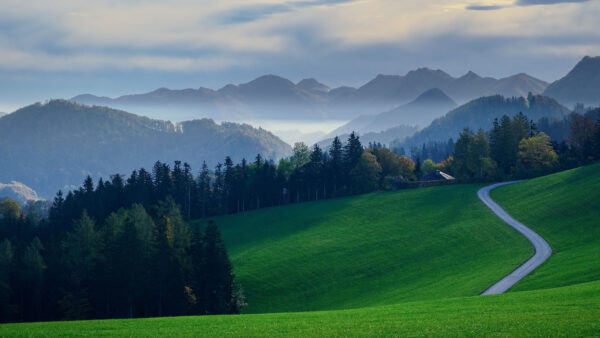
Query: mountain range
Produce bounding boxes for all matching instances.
[72,68,550,122]
[0,100,291,198]
[543,56,600,108]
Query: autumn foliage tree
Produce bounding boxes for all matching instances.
[517,132,558,175]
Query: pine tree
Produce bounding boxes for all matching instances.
[223,157,236,213]
[344,132,363,171]
[328,136,343,196]
[113,216,140,318]
[188,226,204,314]
[18,238,46,321]
[307,144,324,200]
[202,221,236,314]
[60,211,98,320]
[0,239,14,320]
[197,162,211,218]
[344,132,363,192]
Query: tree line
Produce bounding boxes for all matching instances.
[46,133,419,225]
[425,109,600,180]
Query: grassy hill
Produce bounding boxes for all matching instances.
[394,94,569,149]
[195,184,532,313]
[491,162,600,291]
[3,281,598,336]
[3,164,599,336]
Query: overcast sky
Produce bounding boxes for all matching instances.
[0,0,599,113]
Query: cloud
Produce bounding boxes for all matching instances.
[217,0,357,24]
[466,4,506,10]
[0,0,598,94]
[516,0,590,5]
[466,0,590,10]
[218,4,291,24]
[0,48,249,72]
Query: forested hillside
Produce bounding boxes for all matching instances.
[0,100,291,198]
[394,94,569,150]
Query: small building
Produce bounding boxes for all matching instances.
[419,170,456,182]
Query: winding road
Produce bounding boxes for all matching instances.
[477,181,552,295]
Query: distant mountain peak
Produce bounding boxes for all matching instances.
[507,73,537,80]
[297,78,330,93]
[543,55,600,107]
[568,56,600,75]
[459,70,482,80]
[412,88,456,105]
[297,78,320,86]
[405,67,452,79]
[374,73,401,80]
[245,74,295,86]
[218,83,238,93]
[580,55,600,63]
[150,87,174,94]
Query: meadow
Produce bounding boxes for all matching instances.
[2,281,598,337]
[492,162,600,291]
[3,164,600,336]
[197,183,532,313]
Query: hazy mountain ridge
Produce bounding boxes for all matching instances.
[393,94,570,150]
[72,68,549,121]
[317,124,418,150]
[543,56,600,108]
[329,88,457,137]
[0,100,291,198]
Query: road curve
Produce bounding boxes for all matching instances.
[478,181,552,295]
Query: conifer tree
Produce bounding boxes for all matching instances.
[202,221,235,314]
[0,239,13,320]
[197,162,211,218]
[328,136,343,196]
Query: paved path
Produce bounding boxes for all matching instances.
[477,181,552,295]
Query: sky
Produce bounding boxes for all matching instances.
[0,0,599,113]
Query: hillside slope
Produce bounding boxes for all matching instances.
[3,165,600,335]
[195,184,532,314]
[491,163,600,291]
[4,277,599,336]
[396,94,569,149]
[0,100,291,198]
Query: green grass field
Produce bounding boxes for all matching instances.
[3,164,600,336]
[491,162,600,292]
[197,184,532,313]
[3,281,599,337]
